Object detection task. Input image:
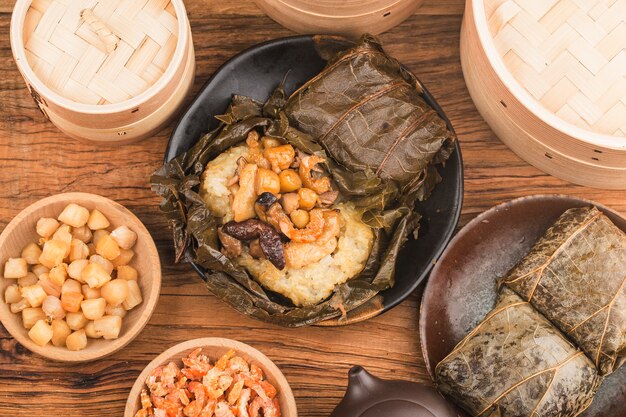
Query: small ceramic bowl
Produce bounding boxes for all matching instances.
[125,338,298,417]
[0,192,161,362]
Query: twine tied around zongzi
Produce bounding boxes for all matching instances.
[81,9,119,54]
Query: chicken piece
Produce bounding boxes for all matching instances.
[263,145,295,173]
[246,132,271,169]
[249,240,264,259]
[266,205,325,243]
[218,228,242,259]
[285,238,337,270]
[232,164,258,222]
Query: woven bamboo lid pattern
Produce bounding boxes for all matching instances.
[485,0,626,137]
[23,0,179,105]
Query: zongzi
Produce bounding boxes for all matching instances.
[286,34,455,205]
[501,206,626,375]
[151,35,456,327]
[436,288,601,417]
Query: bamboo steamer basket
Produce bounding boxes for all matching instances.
[10,0,195,144]
[252,0,422,37]
[460,0,626,189]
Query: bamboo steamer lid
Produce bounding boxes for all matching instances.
[45,33,195,144]
[10,0,195,144]
[252,0,423,37]
[461,0,626,189]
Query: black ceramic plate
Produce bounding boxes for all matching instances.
[165,35,463,325]
[419,195,625,417]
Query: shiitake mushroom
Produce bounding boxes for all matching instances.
[221,219,285,269]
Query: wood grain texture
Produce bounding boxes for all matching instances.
[0,0,624,416]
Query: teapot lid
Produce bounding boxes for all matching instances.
[330,366,463,417]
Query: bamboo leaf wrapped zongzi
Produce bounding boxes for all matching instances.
[436,289,601,417]
[500,206,626,375]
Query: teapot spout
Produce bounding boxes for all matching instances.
[346,366,382,399]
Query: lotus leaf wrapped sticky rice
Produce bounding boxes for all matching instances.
[151,35,456,327]
[501,206,626,376]
[436,289,601,417]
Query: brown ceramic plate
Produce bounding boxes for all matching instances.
[419,194,626,417]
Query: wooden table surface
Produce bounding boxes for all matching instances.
[0,1,624,415]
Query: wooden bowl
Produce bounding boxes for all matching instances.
[460,0,626,189]
[0,192,161,362]
[125,338,298,417]
[419,195,626,417]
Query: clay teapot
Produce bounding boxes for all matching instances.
[330,366,463,417]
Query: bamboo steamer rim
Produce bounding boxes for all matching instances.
[271,0,412,18]
[10,0,190,115]
[470,0,626,151]
[125,338,298,417]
